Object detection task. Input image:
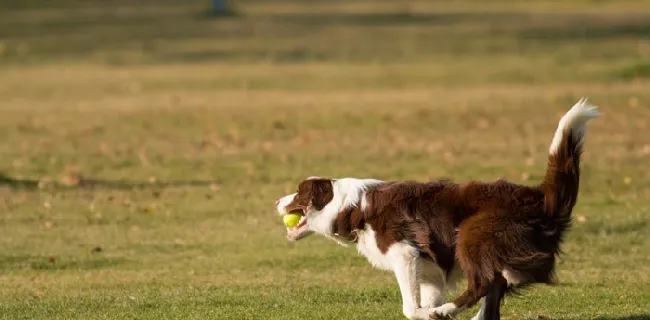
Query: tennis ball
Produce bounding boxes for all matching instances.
[283,213,303,228]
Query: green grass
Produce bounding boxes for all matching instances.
[1,0,650,319]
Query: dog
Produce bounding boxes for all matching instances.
[275,99,600,320]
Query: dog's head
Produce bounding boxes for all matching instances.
[275,177,383,241]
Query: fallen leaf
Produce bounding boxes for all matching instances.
[60,168,83,186]
[141,206,154,214]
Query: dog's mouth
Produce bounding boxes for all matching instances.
[286,210,313,241]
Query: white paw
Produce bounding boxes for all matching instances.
[428,303,457,320]
[404,307,430,320]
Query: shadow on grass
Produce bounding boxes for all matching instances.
[594,316,650,320]
[615,62,650,81]
[0,173,215,191]
[179,12,650,64]
[272,11,650,41]
[155,48,330,64]
[4,5,650,65]
[270,11,524,27]
[0,173,38,189]
[519,15,650,40]
[0,254,127,271]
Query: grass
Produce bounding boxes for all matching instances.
[1,0,649,319]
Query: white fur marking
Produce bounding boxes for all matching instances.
[360,193,370,212]
[430,302,463,317]
[355,225,434,319]
[502,269,525,286]
[276,193,296,215]
[355,226,393,270]
[307,178,383,240]
[549,97,601,154]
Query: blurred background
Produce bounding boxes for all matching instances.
[0,0,649,319]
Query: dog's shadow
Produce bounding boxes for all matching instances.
[589,316,650,320]
[533,315,650,320]
[0,172,215,191]
[533,314,650,320]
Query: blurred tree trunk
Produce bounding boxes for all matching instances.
[211,0,234,15]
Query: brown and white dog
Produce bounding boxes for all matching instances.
[275,99,599,320]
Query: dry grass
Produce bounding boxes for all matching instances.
[0,0,649,319]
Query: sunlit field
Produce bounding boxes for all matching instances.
[1,0,649,319]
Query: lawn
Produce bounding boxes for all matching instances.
[0,0,649,319]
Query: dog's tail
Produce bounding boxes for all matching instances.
[541,98,600,222]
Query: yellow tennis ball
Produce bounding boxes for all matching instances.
[283,213,303,228]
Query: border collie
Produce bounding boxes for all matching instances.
[275,99,600,320]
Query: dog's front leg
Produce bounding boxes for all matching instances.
[392,250,428,320]
[418,259,446,309]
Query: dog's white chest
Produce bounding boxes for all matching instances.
[355,226,395,271]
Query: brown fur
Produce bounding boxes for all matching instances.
[286,126,585,319]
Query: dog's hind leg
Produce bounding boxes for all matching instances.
[470,299,486,320]
[430,213,497,319]
[481,277,508,320]
[467,276,508,320]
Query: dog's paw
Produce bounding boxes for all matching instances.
[428,303,457,320]
[428,313,454,320]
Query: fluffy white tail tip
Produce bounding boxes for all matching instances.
[549,97,601,154]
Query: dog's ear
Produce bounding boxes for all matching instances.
[310,179,333,210]
[296,178,334,211]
